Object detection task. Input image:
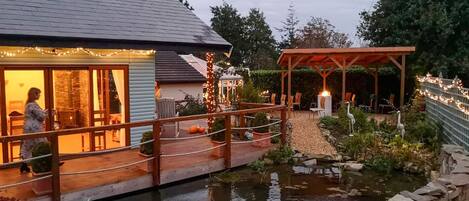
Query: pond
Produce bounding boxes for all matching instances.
[109,163,427,201]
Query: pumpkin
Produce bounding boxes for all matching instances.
[197,127,205,133]
[189,125,199,134]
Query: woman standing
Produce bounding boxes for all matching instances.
[20,87,49,173]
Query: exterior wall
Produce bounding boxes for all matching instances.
[159,83,204,101]
[0,46,156,145]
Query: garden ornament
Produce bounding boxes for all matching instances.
[347,102,355,136]
[396,110,405,138]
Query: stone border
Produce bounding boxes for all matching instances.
[389,144,469,201]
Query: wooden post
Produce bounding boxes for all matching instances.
[281,72,284,95]
[400,55,406,107]
[224,115,232,168]
[280,107,287,144]
[239,113,245,140]
[152,121,161,186]
[287,57,292,118]
[342,61,346,102]
[374,69,379,111]
[0,68,9,163]
[50,133,61,201]
[88,69,96,151]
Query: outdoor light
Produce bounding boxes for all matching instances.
[318,90,332,116]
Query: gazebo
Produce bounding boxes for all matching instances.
[277,47,416,116]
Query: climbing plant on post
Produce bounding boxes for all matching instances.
[206,52,216,127]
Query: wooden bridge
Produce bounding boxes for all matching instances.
[0,104,287,201]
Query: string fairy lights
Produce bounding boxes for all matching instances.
[417,73,469,116]
[0,47,155,58]
[205,52,216,127]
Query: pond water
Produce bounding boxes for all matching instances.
[110,164,427,201]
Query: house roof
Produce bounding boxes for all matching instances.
[180,54,243,80]
[0,0,231,52]
[155,51,206,83]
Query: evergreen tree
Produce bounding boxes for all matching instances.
[295,17,352,48]
[358,0,469,83]
[244,8,277,70]
[210,3,246,67]
[277,3,299,49]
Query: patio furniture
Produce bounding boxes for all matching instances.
[156,98,180,137]
[293,92,302,110]
[379,94,395,113]
[309,97,326,119]
[359,94,375,113]
[270,93,276,105]
[280,94,286,106]
[9,115,24,161]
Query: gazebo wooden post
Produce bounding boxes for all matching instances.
[281,72,285,95]
[374,69,379,111]
[388,55,406,107]
[287,56,292,117]
[342,61,346,101]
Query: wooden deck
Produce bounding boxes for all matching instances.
[0,137,274,201]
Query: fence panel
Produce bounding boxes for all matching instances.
[418,75,469,150]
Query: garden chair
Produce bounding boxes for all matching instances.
[156,98,180,137]
[293,92,302,110]
[271,93,276,105]
[309,96,325,119]
[280,94,286,106]
[359,94,375,113]
[379,94,395,113]
[8,115,24,161]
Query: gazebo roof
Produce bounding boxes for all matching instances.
[278,47,415,67]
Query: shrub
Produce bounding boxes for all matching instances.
[365,154,395,174]
[177,95,207,116]
[237,81,263,103]
[342,132,376,160]
[210,118,226,142]
[139,131,153,155]
[405,119,442,152]
[338,104,372,134]
[31,142,52,173]
[265,145,294,164]
[248,160,266,172]
[252,112,269,133]
[319,116,340,130]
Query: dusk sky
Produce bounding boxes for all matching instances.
[189,0,377,46]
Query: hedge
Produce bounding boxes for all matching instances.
[250,68,415,110]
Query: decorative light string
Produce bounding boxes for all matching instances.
[0,47,155,58]
[417,73,469,115]
[205,52,216,127]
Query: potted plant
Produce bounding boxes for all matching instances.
[138,131,154,173]
[251,112,271,147]
[31,142,52,195]
[210,118,226,158]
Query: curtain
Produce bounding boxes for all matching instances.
[112,70,126,146]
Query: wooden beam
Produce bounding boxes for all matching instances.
[224,114,232,168]
[0,68,8,163]
[50,132,61,201]
[291,55,306,69]
[281,72,285,95]
[280,107,287,144]
[388,55,403,70]
[152,121,161,186]
[400,55,406,107]
[287,56,292,118]
[329,57,344,69]
[342,59,346,101]
[88,68,96,151]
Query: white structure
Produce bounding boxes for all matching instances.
[396,111,405,138]
[347,102,356,135]
[318,91,332,116]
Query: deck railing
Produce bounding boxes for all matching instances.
[0,104,287,201]
[418,75,469,150]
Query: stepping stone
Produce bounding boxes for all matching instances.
[442,174,469,186]
[400,190,436,201]
[389,194,413,201]
[303,159,317,166]
[451,165,469,174]
[413,185,443,196]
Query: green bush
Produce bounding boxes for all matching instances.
[338,104,372,133]
[237,81,263,103]
[210,118,226,142]
[252,112,269,133]
[265,145,294,164]
[31,142,52,173]
[342,132,376,160]
[365,154,395,174]
[319,116,340,130]
[177,95,207,116]
[405,120,442,153]
[140,131,153,155]
[248,160,266,172]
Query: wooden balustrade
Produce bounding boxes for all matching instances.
[0,104,287,201]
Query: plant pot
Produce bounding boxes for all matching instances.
[211,140,225,158]
[32,171,52,196]
[252,131,272,148]
[138,152,154,173]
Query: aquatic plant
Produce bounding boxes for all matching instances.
[265,145,294,164]
[139,131,153,155]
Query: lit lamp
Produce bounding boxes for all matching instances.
[318,90,332,116]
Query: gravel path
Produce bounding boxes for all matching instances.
[289,111,337,156]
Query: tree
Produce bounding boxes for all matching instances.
[179,0,194,11]
[277,3,300,49]
[210,3,246,67]
[243,8,278,70]
[295,17,352,48]
[357,0,469,83]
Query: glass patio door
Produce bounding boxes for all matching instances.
[2,69,47,161]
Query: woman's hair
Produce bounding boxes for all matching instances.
[26,87,41,104]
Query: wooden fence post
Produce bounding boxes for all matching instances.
[280,107,287,145]
[224,115,232,168]
[239,113,245,140]
[152,121,161,186]
[50,133,61,201]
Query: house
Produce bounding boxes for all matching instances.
[0,0,231,163]
[155,51,206,101]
